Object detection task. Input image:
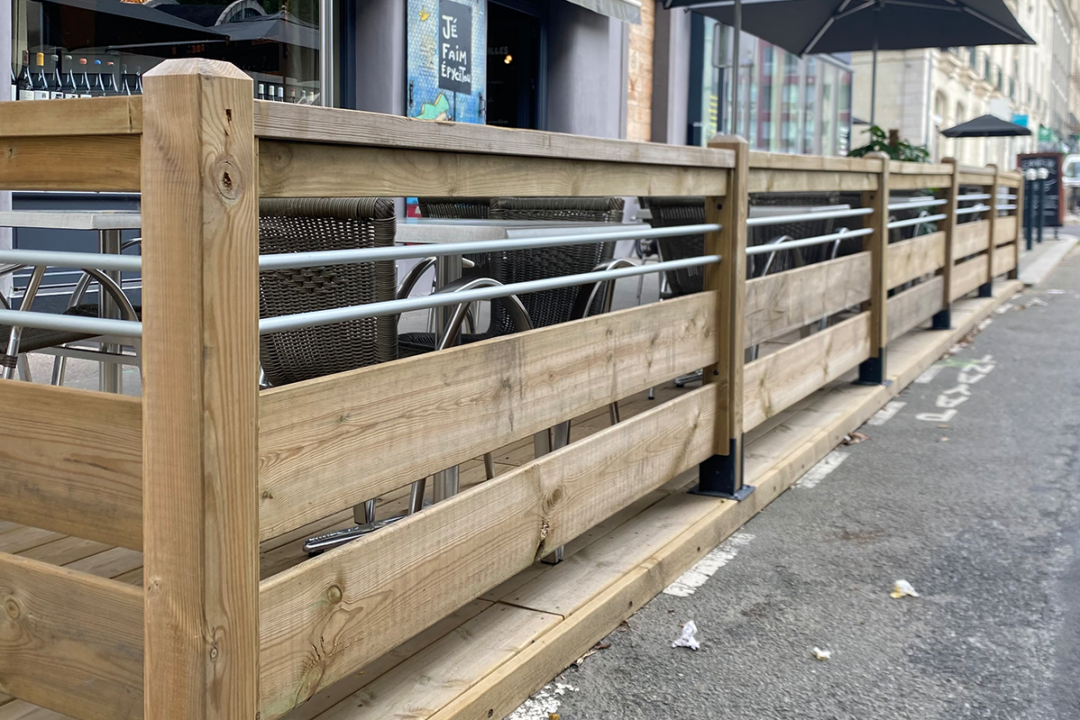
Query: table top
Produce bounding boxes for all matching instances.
[0,210,142,230]
[398,219,647,244]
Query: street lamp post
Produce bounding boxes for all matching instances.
[1036,167,1048,245]
[1024,168,1036,251]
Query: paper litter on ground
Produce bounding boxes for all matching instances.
[890,579,920,598]
[672,620,700,650]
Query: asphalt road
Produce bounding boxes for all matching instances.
[533,251,1080,720]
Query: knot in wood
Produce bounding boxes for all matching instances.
[214,155,243,202]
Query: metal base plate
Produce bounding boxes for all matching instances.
[689,483,756,501]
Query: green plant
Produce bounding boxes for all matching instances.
[848,126,930,163]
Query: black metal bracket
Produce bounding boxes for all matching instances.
[855,348,889,386]
[931,307,951,330]
[691,438,754,501]
[977,281,993,298]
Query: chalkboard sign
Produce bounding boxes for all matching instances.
[1018,153,1064,228]
[439,0,473,95]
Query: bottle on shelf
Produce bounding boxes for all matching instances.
[300,89,308,104]
[134,67,143,94]
[92,60,106,97]
[17,51,33,100]
[121,64,131,95]
[276,85,284,102]
[50,54,63,99]
[104,61,118,95]
[9,66,16,102]
[289,88,297,103]
[34,52,50,100]
[62,55,77,98]
[78,58,92,98]
[257,82,265,100]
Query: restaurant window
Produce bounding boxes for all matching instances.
[820,61,836,156]
[780,50,800,153]
[10,0,325,103]
[837,69,851,156]
[754,42,774,151]
[802,56,817,154]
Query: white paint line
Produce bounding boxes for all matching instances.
[916,408,957,423]
[915,364,944,383]
[507,683,577,720]
[867,401,906,426]
[663,532,754,597]
[795,451,850,490]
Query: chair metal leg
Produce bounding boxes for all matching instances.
[3,266,46,381]
[541,421,572,565]
[483,452,496,480]
[16,354,32,382]
[409,478,426,514]
[674,368,704,388]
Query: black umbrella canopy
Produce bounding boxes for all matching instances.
[667,0,1034,56]
[942,114,1032,137]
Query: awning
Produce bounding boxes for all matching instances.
[564,0,641,24]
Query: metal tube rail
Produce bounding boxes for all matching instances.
[0,309,142,338]
[0,249,141,272]
[745,207,872,227]
[887,198,947,211]
[744,227,872,256]
[258,224,720,271]
[998,204,1018,210]
[956,193,991,201]
[955,204,991,216]
[259,255,721,335]
[997,194,1017,200]
[887,213,948,229]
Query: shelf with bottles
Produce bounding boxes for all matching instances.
[252,72,320,105]
[11,49,144,101]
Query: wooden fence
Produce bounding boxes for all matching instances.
[0,60,1022,720]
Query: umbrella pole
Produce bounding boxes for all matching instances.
[870,17,879,127]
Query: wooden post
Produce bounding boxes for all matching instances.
[693,135,750,500]
[980,164,997,297]
[1010,172,1024,280]
[933,158,960,329]
[857,152,890,385]
[141,60,260,720]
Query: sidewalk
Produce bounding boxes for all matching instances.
[1018,224,1079,286]
[529,253,1080,718]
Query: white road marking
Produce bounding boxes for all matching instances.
[795,451,850,489]
[916,409,957,423]
[867,401,906,426]
[663,532,755,597]
[915,364,944,383]
[507,683,577,720]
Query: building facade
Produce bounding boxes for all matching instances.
[849,0,1076,169]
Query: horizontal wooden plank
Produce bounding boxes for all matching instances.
[0,135,140,192]
[747,168,878,194]
[257,293,716,540]
[888,161,953,176]
[887,232,945,289]
[993,243,1017,276]
[886,276,945,343]
[998,172,1021,188]
[743,312,872,431]
[994,214,1018,246]
[749,152,882,173]
[889,173,953,190]
[744,252,870,347]
[951,255,990,301]
[0,553,143,720]
[957,164,995,177]
[0,382,142,550]
[259,140,728,199]
[257,386,714,720]
[953,219,991,259]
[0,97,141,137]
[256,101,733,169]
[959,172,994,186]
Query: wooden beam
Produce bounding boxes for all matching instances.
[750,152,882,173]
[993,243,1017,276]
[995,215,1018,246]
[953,219,991,259]
[888,173,955,190]
[743,312,872,431]
[0,382,141,550]
[886,232,946,289]
[888,161,954,175]
[257,292,716,540]
[257,386,715,720]
[141,59,260,720]
[0,553,143,720]
[886,277,945,343]
[999,171,1022,188]
[0,96,142,137]
[864,152,890,364]
[950,255,990,301]
[744,252,870,347]
[940,159,961,311]
[259,140,728,199]
[253,101,733,169]
[0,135,140,192]
[985,166,998,288]
[959,171,995,184]
[747,168,878,194]
[1011,177,1024,279]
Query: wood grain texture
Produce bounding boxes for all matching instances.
[0,96,141,137]
[994,215,1018,246]
[749,152,882,173]
[940,158,961,309]
[747,168,877,194]
[140,59,259,720]
[950,255,990,301]
[999,171,1022,187]
[257,387,714,720]
[864,152,890,354]
[992,244,1017,276]
[985,167,998,286]
[888,173,954,190]
[0,136,140,192]
[886,277,945,343]
[744,252,870,347]
[0,553,143,720]
[953,220,991,259]
[0,382,141,550]
[259,140,728,199]
[886,232,946,289]
[257,292,715,540]
[959,170,995,184]
[254,101,733,169]
[888,161,954,176]
[1012,179,1024,279]
[743,313,872,431]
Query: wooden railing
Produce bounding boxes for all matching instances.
[0,59,1022,720]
